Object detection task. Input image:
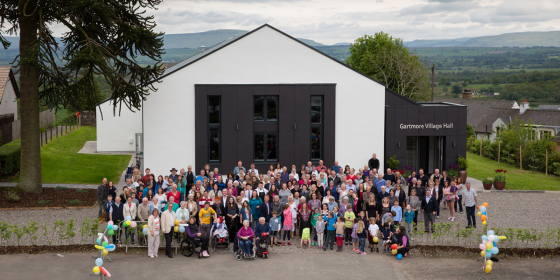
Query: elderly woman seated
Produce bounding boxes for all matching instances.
[237,220,255,257]
[185,216,210,257]
[254,217,271,254]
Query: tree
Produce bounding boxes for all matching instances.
[452,85,461,95]
[347,32,430,101]
[491,75,501,86]
[0,0,164,193]
[438,77,447,87]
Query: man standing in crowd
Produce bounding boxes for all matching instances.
[281,166,290,184]
[370,168,378,180]
[463,183,478,229]
[138,198,150,222]
[142,168,151,186]
[125,178,134,189]
[328,170,342,186]
[430,169,441,184]
[109,196,123,244]
[374,174,386,193]
[377,186,389,204]
[422,187,437,233]
[259,195,272,222]
[417,169,429,188]
[97,178,109,219]
[368,153,380,171]
[195,169,206,185]
[233,161,246,175]
[185,165,195,189]
[169,168,178,182]
[161,203,176,258]
[331,161,341,174]
[263,176,271,190]
[317,160,325,173]
[383,168,395,187]
[248,163,259,176]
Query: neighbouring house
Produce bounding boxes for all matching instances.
[0,66,19,120]
[538,105,560,111]
[96,24,467,176]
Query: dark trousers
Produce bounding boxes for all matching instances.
[326,230,335,249]
[125,228,135,243]
[112,220,122,244]
[164,232,173,255]
[344,227,352,243]
[412,211,418,230]
[466,205,476,227]
[436,200,441,216]
[455,195,463,213]
[423,211,435,232]
[397,247,409,255]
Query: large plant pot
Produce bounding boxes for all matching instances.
[482,183,493,190]
[494,181,506,190]
[458,170,468,184]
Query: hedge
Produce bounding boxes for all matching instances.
[0,139,21,176]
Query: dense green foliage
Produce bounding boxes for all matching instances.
[0,139,21,176]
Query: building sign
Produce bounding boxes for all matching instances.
[399,123,453,130]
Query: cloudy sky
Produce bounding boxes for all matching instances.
[145,0,560,44]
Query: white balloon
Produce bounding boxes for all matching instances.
[488,235,496,242]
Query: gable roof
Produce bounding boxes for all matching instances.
[537,105,560,110]
[0,66,19,102]
[154,24,385,86]
[517,110,560,127]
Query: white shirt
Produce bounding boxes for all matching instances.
[248,169,259,176]
[368,224,379,237]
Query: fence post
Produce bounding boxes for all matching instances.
[546,150,548,176]
[45,129,47,144]
[40,130,43,146]
[479,138,482,157]
[56,122,58,138]
[50,126,52,141]
[498,141,501,164]
[519,145,522,170]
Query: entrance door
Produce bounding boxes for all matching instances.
[418,136,429,173]
[433,136,445,172]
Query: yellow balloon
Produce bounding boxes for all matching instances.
[392,249,397,255]
[102,249,109,256]
[143,225,148,229]
[486,260,493,266]
[93,266,100,274]
[482,221,487,226]
[477,211,482,217]
[499,236,507,240]
[94,245,104,250]
[480,250,485,257]
[485,265,493,273]
[174,219,180,226]
[126,220,131,226]
[373,236,379,243]
[485,242,492,250]
[174,226,179,232]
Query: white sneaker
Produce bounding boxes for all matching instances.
[155,255,158,257]
[149,255,154,258]
[447,217,452,220]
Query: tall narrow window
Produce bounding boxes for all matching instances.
[254,133,278,161]
[311,96,323,160]
[208,96,220,162]
[254,96,278,122]
[406,137,417,168]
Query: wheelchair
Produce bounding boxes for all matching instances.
[180,236,203,259]
[234,237,257,261]
[211,232,230,250]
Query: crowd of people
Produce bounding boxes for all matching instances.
[95,153,478,259]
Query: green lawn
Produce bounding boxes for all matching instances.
[15,127,130,184]
[466,152,560,191]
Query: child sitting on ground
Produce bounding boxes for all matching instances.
[300,227,311,249]
[380,222,392,253]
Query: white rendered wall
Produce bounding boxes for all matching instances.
[96,99,142,152]
[141,26,385,176]
[0,80,18,120]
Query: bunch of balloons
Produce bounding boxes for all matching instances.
[92,227,116,278]
[123,216,138,228]
[475,203,508,274]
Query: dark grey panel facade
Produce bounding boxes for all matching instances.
[195,84,336,174]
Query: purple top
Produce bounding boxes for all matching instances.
[237,226,254,241]
[402,235,408,247]
[450,186,458,193]
[185,225,200,238]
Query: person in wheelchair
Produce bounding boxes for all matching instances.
[185,217,210,257]
[237,220,255,258]
[254,217,271,255]
[212,217,228,244]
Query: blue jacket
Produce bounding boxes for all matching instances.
[404,210,415,223]
[326,216,337,231]
[255,222,272,237]
[249,198,263,219]
[391,206,402,222]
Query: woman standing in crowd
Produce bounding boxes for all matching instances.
[208,183,222,200]
[298,200,312,237]
[309,192,321,211]
[240,201,252,226]
[406,189,420,231]
[395,184,406,211]
[455,178,464,214]
[388,189,397,207]
[156,188,167,210]
[365,194,378,221]
[287,196,298,237]
[377,197,391,225]
[278,183,291,205]
[145,189,154,203]
[274,163,283,176]
[249,190,262,230]
[268,165,275,178]
[176,201,190,225]
[120,187,130,202]
[225,197,239,232]
[167,184,180,205]
[444,181,457,221]
[147,208,160,258]
[269,185,279,199]
[108,181,117,200]
[344,165,351,175]
[323,188,334,205]
[146,174,157,193]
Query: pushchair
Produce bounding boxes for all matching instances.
[234,236,257,260]
[210,218,230,250]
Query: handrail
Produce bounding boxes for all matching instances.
[117,220,181,255]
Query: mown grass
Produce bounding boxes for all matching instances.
[14,127,130,184]
[466,152,560,191]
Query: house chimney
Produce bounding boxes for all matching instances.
[462,89,473,99]
[520,99,529,114]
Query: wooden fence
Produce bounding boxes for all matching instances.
[11,108,55,141]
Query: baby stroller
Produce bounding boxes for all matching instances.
[234,236,256,261]
[256,232,270,259]
[210,218,230,250]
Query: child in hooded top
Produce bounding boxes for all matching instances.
[324,212,337,251]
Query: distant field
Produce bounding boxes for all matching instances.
[436,68,559,73]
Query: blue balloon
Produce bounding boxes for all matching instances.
[95,258,103,267]
[106,246,116,252]
[179,226,185,233]
[104,244,115,250]
[481,235,488,240]
[479,206,486,213]
[126,216,132,221]
[96,238,101,245]
[493,242,497,247]
[396,254,403,260]
[112,225,118,231]
[482,212,486,216]
[485,251,492,258]
[487,230,495,236]
[143,228,148,235]
[491,247,499,254]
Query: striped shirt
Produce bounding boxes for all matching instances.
[463,188,477,207]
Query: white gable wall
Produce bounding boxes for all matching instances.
[143,26,386,176]
[96,99,142,152]
[0,79,18,120]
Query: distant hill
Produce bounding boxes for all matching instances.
[333,42,352,46]
[405,31,560,47]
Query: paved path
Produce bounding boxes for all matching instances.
[0,182,98,189]
[466,176,483,191]
[0,252,557,280]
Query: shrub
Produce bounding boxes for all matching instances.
[68,199,83,204]
[482,177,494,184]
[76,189,87,193]
[55,186,69,191]
[0,139,21,176]
[386,155,400,170]
[4,189,20,202]
[457,154,468,170]
[38,200,52,205]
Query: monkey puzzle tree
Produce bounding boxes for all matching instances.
[0,0,165,193]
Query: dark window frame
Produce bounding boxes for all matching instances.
[253,95,279,122]
[253,132,279,162]
[208,96,221,162]
[310,96,323,161]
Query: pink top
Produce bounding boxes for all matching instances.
[283,209,293,226]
